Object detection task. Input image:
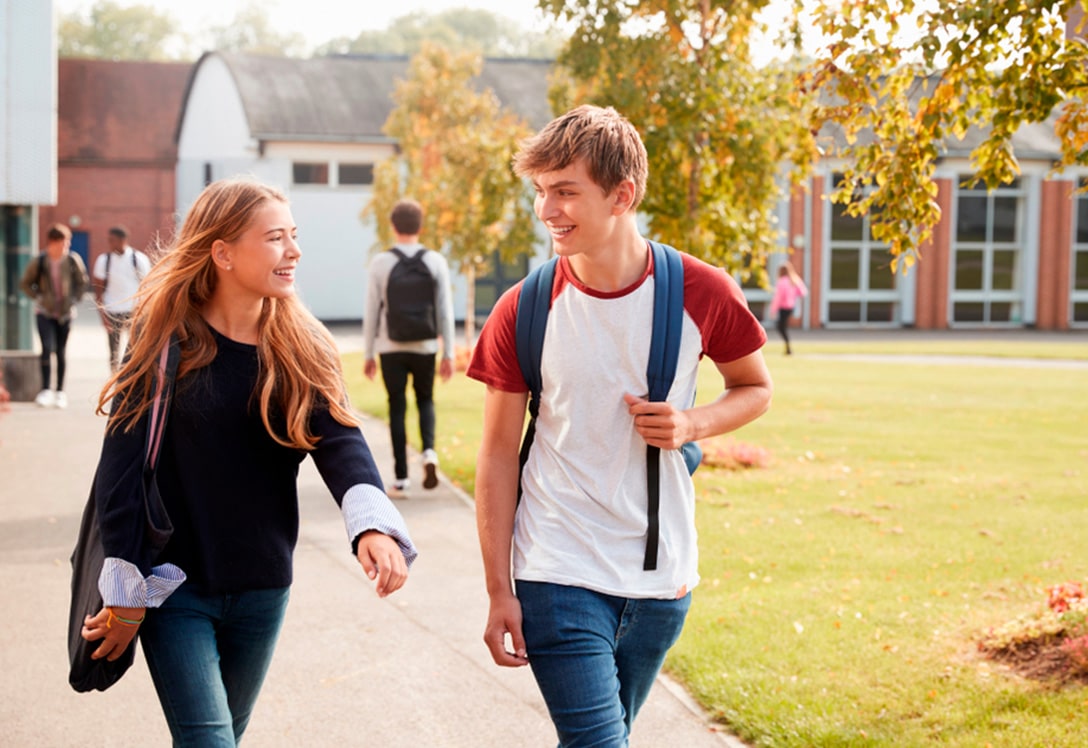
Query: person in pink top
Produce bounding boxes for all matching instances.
[769,262,807,355]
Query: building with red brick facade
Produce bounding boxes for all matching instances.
[752,162,1087,331]
[38,58,191,271]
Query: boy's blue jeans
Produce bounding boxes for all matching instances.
[140,584,290,747]
[516,580,692,748]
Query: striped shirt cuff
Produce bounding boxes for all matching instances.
[342,483,419,567]
[99,557,187,608]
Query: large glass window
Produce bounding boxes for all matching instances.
[1073,177,1088,325]
[823,175,900,325]
[950,177,1025,326]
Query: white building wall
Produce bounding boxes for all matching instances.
[0,0,56,204]
[175,57,485,321]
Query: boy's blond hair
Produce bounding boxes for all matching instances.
[513,105,648,209]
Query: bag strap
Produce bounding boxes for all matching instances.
[145,338,180,471]
[512,248,693,571]
[389,247,407,262]
[514,257,557,502]
[643,242,686,571]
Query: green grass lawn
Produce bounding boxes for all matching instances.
[343,342,1088,747]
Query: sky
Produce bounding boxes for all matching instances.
[55,0,556,48]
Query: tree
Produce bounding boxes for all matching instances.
[363,43,537,345]
[315,9,564,59]
[540,0,1088,278]
[202,2,308,57]
[58,1,185,61]
[541,0,807,284]
[798,0,1088,269]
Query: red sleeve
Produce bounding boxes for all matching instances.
[680,254,768,363]
[466,282,529,392]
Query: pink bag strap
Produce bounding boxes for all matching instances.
[147,342,171,470]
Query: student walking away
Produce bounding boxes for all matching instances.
[19,223,90,409]
[93,225,152,372]
[467,105,774,747]
[363,199,455,493]
[80,177,417,745]
[769,262,808,355]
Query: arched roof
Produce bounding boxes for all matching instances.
[177,51,554,144]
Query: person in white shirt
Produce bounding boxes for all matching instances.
[468,105,774,747]
[92,226,152,372]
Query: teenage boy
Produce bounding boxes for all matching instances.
[467,105,774,746]
[92,225,151,372]
[363,199,455,492]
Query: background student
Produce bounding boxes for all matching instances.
[363,199,455,492]
[92,225,152,372]
[19,223,90,409]
[769,262,808,356]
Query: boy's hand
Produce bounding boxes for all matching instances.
[363,358,377,380]
[483,593,528,667]
[624,393,694,450]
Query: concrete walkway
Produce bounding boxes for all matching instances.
[0,306,739,747]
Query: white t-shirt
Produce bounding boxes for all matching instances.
[467,249,767,600]
[93,246,151,314]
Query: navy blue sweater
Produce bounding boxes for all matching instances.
[96,329,391,594]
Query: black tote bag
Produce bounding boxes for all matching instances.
[67,340,178,693]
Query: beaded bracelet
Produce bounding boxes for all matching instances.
[106,608,146,628]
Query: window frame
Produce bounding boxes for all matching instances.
[948,176,1026,327]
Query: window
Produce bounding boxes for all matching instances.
[1073,177,1088,325]
[950,177,1024,326]
[338,163,374,186]
[293,162,329,185]
[823,175,900,325]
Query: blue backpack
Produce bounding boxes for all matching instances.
[514,240,701,571]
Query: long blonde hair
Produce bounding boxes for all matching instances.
[98,177,359,449]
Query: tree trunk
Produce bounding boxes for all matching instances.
[463,262,477,350]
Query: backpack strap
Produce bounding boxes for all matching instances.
[512,246,698,572]
[643,241,687,571]
[514,257,557,502]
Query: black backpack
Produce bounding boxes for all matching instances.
[384,248,438,342]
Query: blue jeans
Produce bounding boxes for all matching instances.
[140,584,290,747]
[516,581,692,748]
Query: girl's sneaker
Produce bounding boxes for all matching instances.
[34,389,55,408]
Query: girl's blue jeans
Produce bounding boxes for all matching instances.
[140,584,290,747]
[516,580,692,748]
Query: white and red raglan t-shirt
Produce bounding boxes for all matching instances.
[467,247,767,600]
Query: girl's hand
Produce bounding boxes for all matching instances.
[81,606,146,661]
[355,530,409,597]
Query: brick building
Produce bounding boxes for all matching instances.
[38,58,191,270]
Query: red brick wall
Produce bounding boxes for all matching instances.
[1036,180,1074,330]
[809,175,825,327]
[787,183,809,327]
[38,59,191,266]
[913,178,953,329]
